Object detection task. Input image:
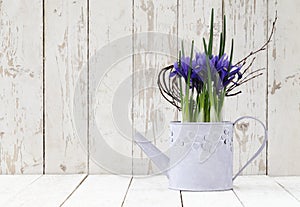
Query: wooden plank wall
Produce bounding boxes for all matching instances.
[224,0,268,175]
[0,0,299,175]
[89,0,132,174]
[45,0,88,174]
[268,0,300,175]
[0,0,43,174]
[132,0,178,175]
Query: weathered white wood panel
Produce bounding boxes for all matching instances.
[233,176,300,206]
[0,0,299,176]
[268,0,300,175]
[274,176,300,201]
[1,175,300,206]
[89,0,133,174]
[224,0,268,175]
[178,0,222,46]
[182,190,243,207]
[0,175,40,205]
[0,0,43,174]
[132,0,178,175]
[123,176,181,207]
[63,175,131,207]
[5,175,86,207]
[45,0,88,173]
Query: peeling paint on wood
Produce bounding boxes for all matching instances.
[0,0,300,176]
[89,0,132,174]
[270,80,281,95]
[224,0,268,175]
[179,0,222,47]
[0,0,43,174]
[132,0,178,175]
[268,0,300,175]
[45,0,88,173]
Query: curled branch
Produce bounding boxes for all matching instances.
[234,12,278,67]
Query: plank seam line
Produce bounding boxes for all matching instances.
[29,174,44,185]
[274,179,300,203]
[176,0,179,51]
[232,189,245,207]
[42,0,46,175]
[3,175,44,205]
[131,0,134,176]
[266,0,269,175]
[87,0,90,175]
[121,176,133,207]
[59,174,89,207]
[180,190,183,207]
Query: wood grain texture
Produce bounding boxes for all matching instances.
[1,175,300,206]
[0,175,41,205]
[268,0,300,175]
[178,0,222,48]
[123,176,181,207]
[63,175,131,207]
[274,176,300,201]
[45,0,88,173]
[233,176,300,206]
[5,175,86,207]
[182,190,243,207]
[0,0,300,176]
[89,0,132,174]
[0,0,43,174]
[224,0,268,175]
[132,0,178,175]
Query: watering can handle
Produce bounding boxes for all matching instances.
[232,116,268,181]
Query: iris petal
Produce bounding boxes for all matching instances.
[171,52,243,90]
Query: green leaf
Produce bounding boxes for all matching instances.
[221,15,226,56]
[204,50,215,122]
[218,33,223,58]
[203,38,208,54]
[189,88,194,121]
[178,51,183,110]
[186,40,194,95]
[183,40,194,121]
[189,40,194,66]
[229,38,234,69]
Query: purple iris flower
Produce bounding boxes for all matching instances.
[170,52,242,91]
[171,57,190,80]
[210,54,242,86]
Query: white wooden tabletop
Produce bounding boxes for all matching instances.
[0,175,299,207]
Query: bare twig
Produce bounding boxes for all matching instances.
[225,72,264,94]
[226,90,242,97]
[241,57,256,75]
[234,12,277,67]
[242,68,265,80]
[158,13,278,103]
[238,72,264,85]
[225,12,277,97]
[157,65,182,110]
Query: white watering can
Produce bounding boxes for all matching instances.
[134,116,267,191]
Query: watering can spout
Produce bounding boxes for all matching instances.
[134,132,169,176]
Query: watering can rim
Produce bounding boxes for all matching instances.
[170,121,233,125]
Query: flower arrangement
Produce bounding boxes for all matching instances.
[158,9,277,122]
